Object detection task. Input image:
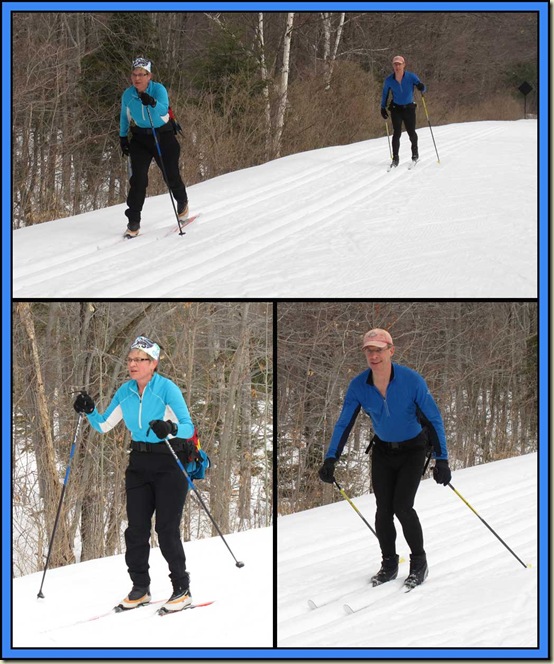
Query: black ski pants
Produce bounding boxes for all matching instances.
[126,125,188,225]
[124,449,188,589]
[371,436,428,558]
[390,103,419,159]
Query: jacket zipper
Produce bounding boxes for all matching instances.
[131,384,147,430]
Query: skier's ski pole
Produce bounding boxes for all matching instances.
[334,479,377,538]
[162,438,245,569]
[385,120,392,160]
[334,479,405,562]
[421,95,440,163]
[422,448,433,476]
[37,412,84,598]
[145,105,184,235]
[448,483,530,569]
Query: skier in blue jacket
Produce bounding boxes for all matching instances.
[119,57,189,238]
[74,335,209,613]
[318,328,451,591]
[380,55,426,168]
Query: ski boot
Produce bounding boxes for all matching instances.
[403,553,428,591]
[115,585,151,612]
[370,554,399,587]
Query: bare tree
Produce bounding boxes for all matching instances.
[321,12,346,90]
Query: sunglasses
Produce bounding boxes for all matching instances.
[363,346,391,354]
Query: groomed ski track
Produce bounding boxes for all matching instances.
[277,454,538,649]
[12,120,536,298]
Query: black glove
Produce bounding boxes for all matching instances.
[120,136,130,156]
[73,391,95,414]
[380,107,388,120]
[416,82,425,92]
[139,91,156,107]
[179,440,200,463]
[433,459,451,486]
[318,458,337,484]
[148,419,178,439]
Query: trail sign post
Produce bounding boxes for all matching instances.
[518,81,533,118]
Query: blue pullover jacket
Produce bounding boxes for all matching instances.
[381,71,426,108]
[87,372,194,442]
[120,81,171,136]
[326,363,448,461]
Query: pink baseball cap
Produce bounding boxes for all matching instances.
[362,328,393,349]
[392,55,405,64]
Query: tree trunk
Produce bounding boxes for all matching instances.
[272,12,294,159]
[16,302,75,568]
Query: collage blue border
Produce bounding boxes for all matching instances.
[3,1,549,659]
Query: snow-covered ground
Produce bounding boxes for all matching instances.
[278,453,540,651]
[5,449,546,657]
[11,525,272,654]
[12,120,537,298]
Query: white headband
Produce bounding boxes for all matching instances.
[130,336,160,360]
[132,57,152,73]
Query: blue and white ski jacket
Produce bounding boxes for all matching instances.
[86,372,194,442]
[120,81,171,136]
[325,363,448,461]
[381,71,426,108]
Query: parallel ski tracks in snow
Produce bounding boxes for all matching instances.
[13,121,537,298]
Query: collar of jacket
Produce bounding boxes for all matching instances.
[366,363,395,385]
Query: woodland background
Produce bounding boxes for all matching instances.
[277,302,538,515]
[12,10,537,227]
[12,301,272,576]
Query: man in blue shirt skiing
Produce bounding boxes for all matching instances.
[319,328,451,590]
[119,57,189,238]
[381,55,426,169]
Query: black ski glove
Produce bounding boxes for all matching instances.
[416,82,425,92]
[318,458,337,484]
[148,419,178,439]
[433,459,451,486]
[380,107,388,120]
[139,92,156,107]
[120,136,130,157]
[73,391,95,414]
[179,440,200,463]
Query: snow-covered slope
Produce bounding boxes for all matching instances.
[12,120,537,298]
[278,454,539,649]
[7,455,545,657]
[12,525,272,651]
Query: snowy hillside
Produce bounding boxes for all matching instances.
[11,525,272,652]
[5,451,545,657]
[278,453,539,651]
[12,120,537,298]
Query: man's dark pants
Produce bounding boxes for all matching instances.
[371,437,428,557]
[391,104,419,159]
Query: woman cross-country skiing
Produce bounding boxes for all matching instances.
[73,335,209,613]
[380,55,426,169]
[119,57,189,238]
[318,328,451,591]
